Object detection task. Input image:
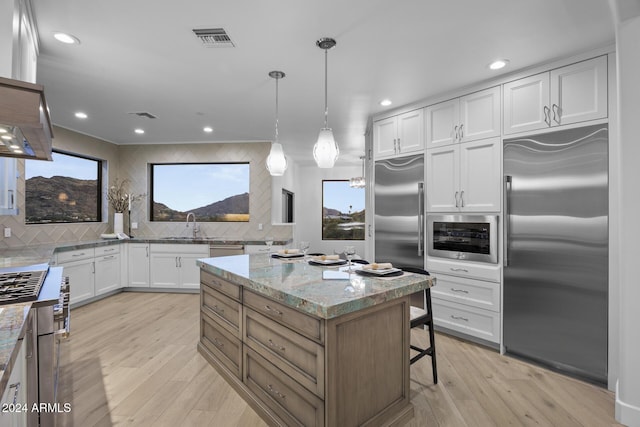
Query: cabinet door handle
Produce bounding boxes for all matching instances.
[146,246,149,257]
[453,125,459,142]
[552,103,560,124]
[92,261,95,274]
[178,257,182,268]
[454,191,459,208]
[543,105,551,126]
[459,123,464,140]
[397,138,401,152]
[267,384,286,400]
[268,339,286,352]
[393,138,398,153]
[8,189,14,209]
[460,190,465,207]
[9,382,20,405]
[450,288,469,294]
[264,305,283,316]
[212,338,224,349]
[451,315,469,322]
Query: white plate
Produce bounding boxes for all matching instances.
[310,258,345,265]
[359,267,402,276]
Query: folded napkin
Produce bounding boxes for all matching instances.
[312,254,340,261]
[278,248,300,255]
[363,262,394,270]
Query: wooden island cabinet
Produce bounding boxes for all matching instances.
[197,254,434,427]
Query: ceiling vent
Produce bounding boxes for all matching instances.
[192,28,235,48]
[128,112,157,119]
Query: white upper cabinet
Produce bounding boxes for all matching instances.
[426,86,500,148]
[503,56,607,135]
[373,109,424,159]
[426,137,501,212]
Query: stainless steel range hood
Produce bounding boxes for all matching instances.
[0,76,54,161]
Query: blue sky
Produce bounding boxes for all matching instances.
[153,164,250,211]
[323,181,365,213]
[26,152,98,180]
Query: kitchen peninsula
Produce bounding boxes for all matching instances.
[197,254,434,427]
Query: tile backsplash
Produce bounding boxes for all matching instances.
[0,127,292,249]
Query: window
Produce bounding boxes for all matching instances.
[150,163,250,222]
[322,180,365,240]
[25,151,102,224]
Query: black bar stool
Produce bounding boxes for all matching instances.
[400,266,437,384]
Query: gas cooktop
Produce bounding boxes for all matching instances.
[0,268,48,305]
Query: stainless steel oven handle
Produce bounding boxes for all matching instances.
[504,175,512,267]
[418,182,424,256]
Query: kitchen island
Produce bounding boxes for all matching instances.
[197,254,434,427]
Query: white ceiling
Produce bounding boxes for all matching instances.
[31,0,615,165]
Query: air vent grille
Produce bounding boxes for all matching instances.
[192,28,235,48]
[128,112,157,119]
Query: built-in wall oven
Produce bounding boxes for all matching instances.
[427,215,499,264]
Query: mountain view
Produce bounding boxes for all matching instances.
[153,192,249,222]
[26,176,99,223]
[25,176,250,224]
[322,206,365,240]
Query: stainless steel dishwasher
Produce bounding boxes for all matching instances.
[209,244,244,257]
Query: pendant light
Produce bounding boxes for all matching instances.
[349,156,366,188]
[266,70,288,176]
[313,37,339,168]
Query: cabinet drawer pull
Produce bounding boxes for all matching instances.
[450,268,468,272]
[211,305,225,316]
[102,255,115,260]
[104,248,116,252]
[451,315,469,322]
[267,339,286,352]
[267,384,286,400]
[9,382,20,405]
[450,288,469,294]
[212,338,224,349]
[264,305,283,316]
[72,252,86,257]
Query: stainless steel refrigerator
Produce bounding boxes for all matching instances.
[503,124,608,385]
[374,154,424,268]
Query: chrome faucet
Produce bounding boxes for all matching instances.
[186,212,199,239]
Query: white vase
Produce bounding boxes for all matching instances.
[114,212,124,234]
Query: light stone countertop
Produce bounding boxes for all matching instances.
[197,253,434,319]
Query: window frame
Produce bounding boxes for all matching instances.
[149,162,251,222]
[321,179,365,241]
[24,149,103,224]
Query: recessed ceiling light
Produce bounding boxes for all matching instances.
[13,148,23,153]
[75,112,88,119]
[489,59,509,70]
[134,128,145,134]
[1,135,12,140]
[9,144,19,149]
[53,32,81,45]
[380,99,392,107]
[0,128,7,134]
[203,126,213,133]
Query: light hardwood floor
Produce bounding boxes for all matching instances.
[56,292,622,427]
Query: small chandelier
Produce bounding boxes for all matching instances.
[313,37,339,168]
[266,70,288,176]
[350,156,366,188]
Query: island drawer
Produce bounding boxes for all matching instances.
[201,269,241,301]
[244,307,325,398]
[244,347,324,427]
[430,273,500,312]
[244,291,324,344]
[432,298,500,343]
[201,313,242,379]
[201,285,241,338]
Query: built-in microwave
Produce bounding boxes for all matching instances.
[427,214,498,264]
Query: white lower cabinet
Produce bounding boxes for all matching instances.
[428,258,501,344]
[150,244,209,289]
[128,243,150,287]
[0,335,27,427]
[95,246,121,295]
[56,248,95,305]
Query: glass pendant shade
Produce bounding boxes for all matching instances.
[313,128,339,168]
[266,142,287,176]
